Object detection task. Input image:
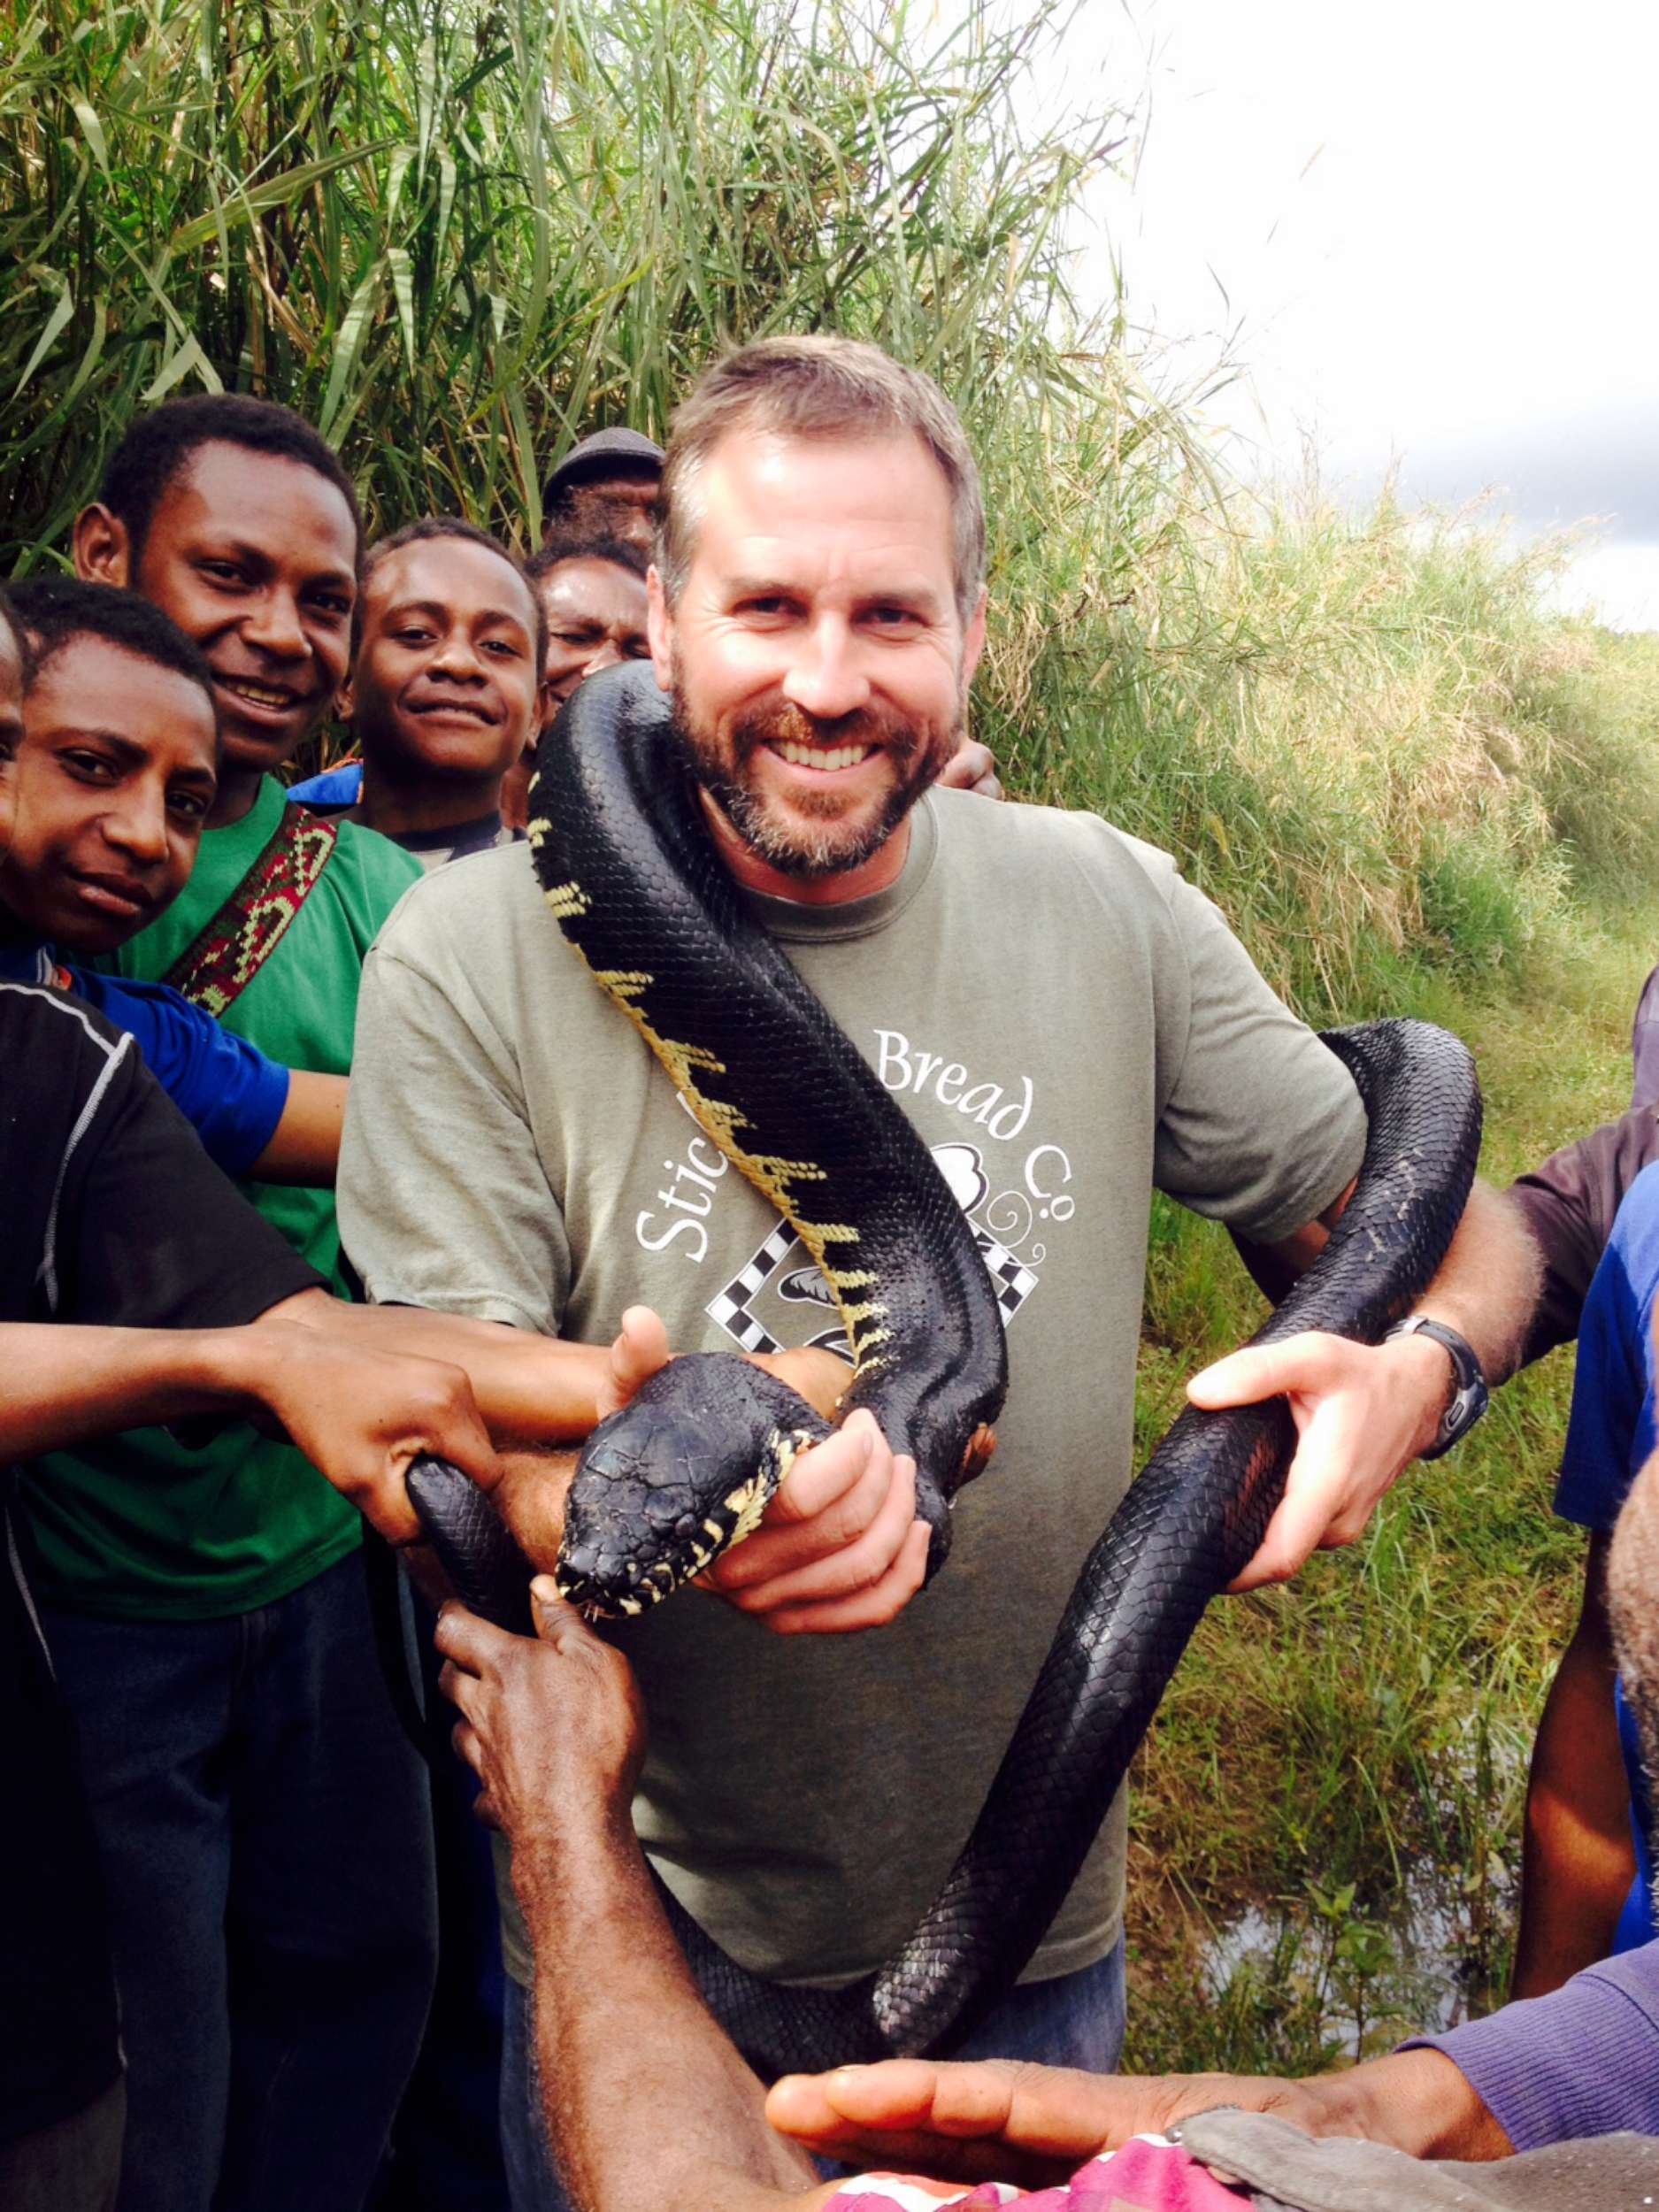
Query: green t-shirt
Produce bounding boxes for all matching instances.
[338,792,1368,1989]
[27,776,422,1619]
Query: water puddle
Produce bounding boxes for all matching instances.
[1195,1719,1523,2059]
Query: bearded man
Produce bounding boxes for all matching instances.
[337,336,1531,2208]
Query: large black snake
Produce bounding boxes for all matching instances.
[410,661,1482,2079]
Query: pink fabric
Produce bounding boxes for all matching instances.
[825,2134,1253,2209]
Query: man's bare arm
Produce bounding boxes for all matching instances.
[248,1071,349,1186]
[1405,1178,1546,1388]
[1511,1534,1635,1997]
[435,1594,833,2212]
[265,1287,615,1442]
[0,1314,498,1546]
[0,1321,305,1458]
[1194,1179,1542,1588]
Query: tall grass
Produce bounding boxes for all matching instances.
[1,0,1133,541]
[5,0,1651,1008]
[987,488,1659,1018]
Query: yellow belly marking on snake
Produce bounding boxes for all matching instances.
[541,877,880,1378]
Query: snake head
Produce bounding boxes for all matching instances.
[554,1354,831,1617]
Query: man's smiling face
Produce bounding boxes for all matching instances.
[348,536,542,786]
[115,439,357,779]
[1,634,217,956]
[649,428,985,900]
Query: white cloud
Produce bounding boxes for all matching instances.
[1017,0,1659,626]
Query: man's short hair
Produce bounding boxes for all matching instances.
[97,394,363,565]
[9,576,219,721]
[526,531,649,587]
[656,336,986,623]
[357,516,547,670]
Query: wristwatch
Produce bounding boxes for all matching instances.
[1383,1315,1489,1459]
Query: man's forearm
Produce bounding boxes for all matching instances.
[1357,1179,1548,1465]
[270,1296,847,1455]
[1512,1632,1634,1994]
[264,1290,612,1440]
[0,1320,303,1457]
[248,1071,349,1186]
[1414,1179,1542,1388]
[1299,2048,1512,2159]
[516,1823,821,2212]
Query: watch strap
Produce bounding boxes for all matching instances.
[1383,1315,1489,1460]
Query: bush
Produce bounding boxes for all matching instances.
[3,0,1654,1003]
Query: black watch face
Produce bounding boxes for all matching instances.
[1442,1377,1489,1448]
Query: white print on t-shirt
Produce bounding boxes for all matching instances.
[872,1028,1034,1141]
[633,1104,734,1263]
[631,1033,1075,1351]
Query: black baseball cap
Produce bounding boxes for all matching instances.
[542,427,665,509]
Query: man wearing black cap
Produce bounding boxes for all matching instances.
[541,428,665,556]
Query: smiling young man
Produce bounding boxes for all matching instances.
[33,395,435,2212]
[296,517,545,871]
[337,337,1530,2207]
[73,396,359,830]
[0,579,347,1182]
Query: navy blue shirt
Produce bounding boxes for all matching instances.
[0,941,288,1177]
[1556,1160,1659,1951]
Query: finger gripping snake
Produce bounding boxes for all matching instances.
[409,661,1482,2079]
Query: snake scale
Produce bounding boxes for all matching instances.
[409,661,1483,2079]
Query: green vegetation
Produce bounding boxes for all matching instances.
[5,0,1652,995]
[5,0,1658,2074]
[1125,908,1659,2070]
[1,0,1112,544]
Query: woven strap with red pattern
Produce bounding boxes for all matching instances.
[163,806,339,1016]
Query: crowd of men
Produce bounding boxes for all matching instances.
[2,336,1656,2212]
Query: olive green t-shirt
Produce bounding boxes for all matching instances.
[338,790,1367,1987]
[27,776,421,1619]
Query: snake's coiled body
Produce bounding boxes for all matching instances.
[409,663,1483,2080]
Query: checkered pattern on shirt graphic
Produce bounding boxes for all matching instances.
[706,1221,1037,1356]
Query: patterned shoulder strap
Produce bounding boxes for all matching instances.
[163,805,340,1016]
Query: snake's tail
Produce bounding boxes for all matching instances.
[406,1456,537,1638]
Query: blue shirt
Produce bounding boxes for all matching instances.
[1556,1159,1659,1948]
[286,763,362,808]
[0,940,289,1178]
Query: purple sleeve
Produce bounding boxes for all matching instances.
[1402,1943,1659,2150]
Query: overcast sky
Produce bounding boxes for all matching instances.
[1028,0,1659,628]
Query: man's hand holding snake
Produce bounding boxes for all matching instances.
[1187,1326,1456,1591]
[492,1305,930,1636]
[1189,1179,1540,1592]
[435,1581,645,1859]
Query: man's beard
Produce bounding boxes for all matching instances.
[670,679,962,881]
